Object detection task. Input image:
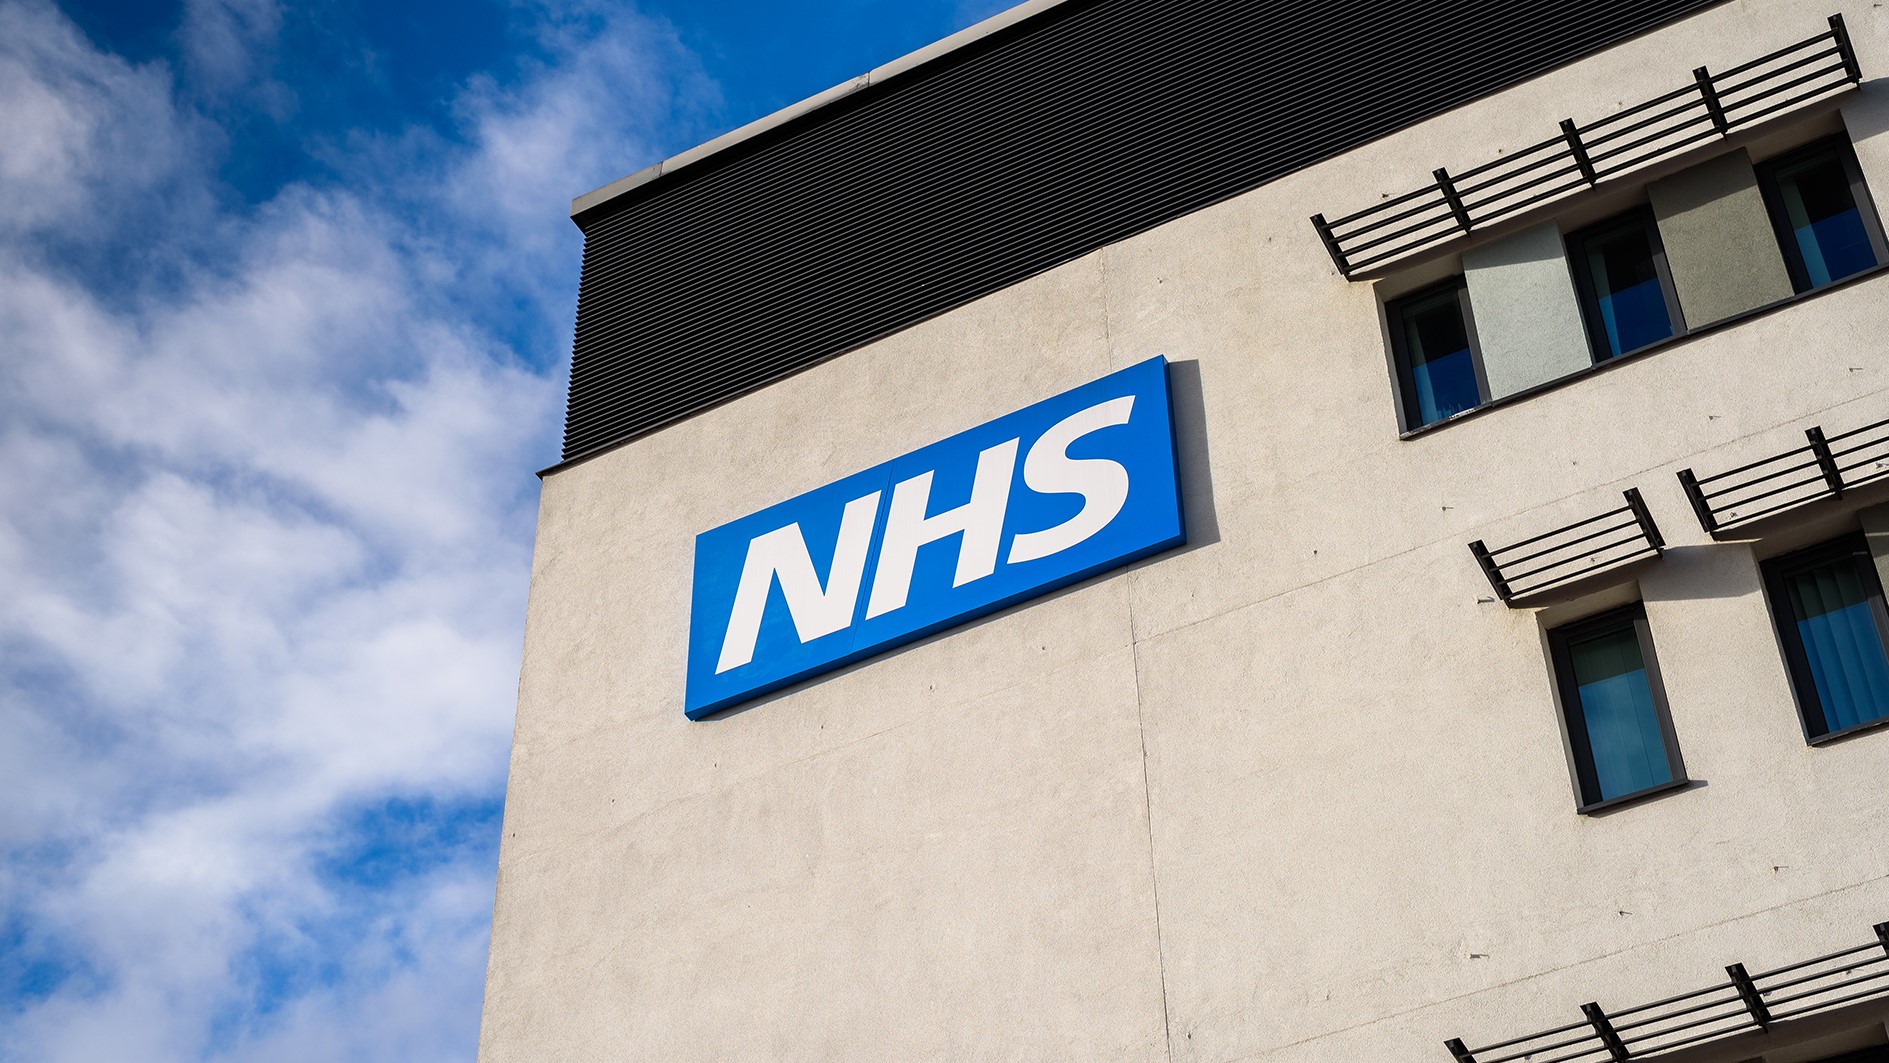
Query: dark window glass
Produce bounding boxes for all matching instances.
[1762,536,1889,741]
[1759,138,1885,292]
[1389,281,1483,429]
[1550,605,1682,809]
[1569,212,1680,360]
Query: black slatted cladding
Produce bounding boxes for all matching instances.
[561,0,1723,465]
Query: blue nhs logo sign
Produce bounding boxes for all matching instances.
[684,357,1184,719]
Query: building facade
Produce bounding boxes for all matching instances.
[480,2,1889,1060]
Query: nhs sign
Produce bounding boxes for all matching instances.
[684,356,1185,719]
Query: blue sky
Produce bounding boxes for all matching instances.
[0,1,1008,1058]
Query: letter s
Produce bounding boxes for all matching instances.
[1006,395,1134,565]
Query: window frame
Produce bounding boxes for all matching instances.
[1384,275,1490,433]
[1546,602,1689,814]
[1565,206,1687,364]
[1754,134,1889,295]
[1759,533,1889,745]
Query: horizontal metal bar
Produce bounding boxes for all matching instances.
[1707,456,1820,498]
[1454,142,1574,195]
[1756,940,1887,980]
[1763,966,1889,1010]
[1322,181,1447,229]
[1488,519,1640,568]
[1506,545,1660,599]
[1453,132,1567,180]
[1592,125,1723,178]
[1725,77,1851,129]
[1338,209,1462,257]
[1503,532,1653,584]
[1618,1005,1750,1044]
[1730,56,1843,111]
[1587,109,1716,164]
[1695,444,1816,485]
[1328,193,1455,243]
[1485,505,1634,555]
[1624,1016,1760,1058]
[1708,472,1832,514]
[1581,94,1707,149]
[1696,454,1819,490]
[1611,990,1741,1032]
[1832,435,1889,458]
[1456,925,1889,1063]
[1342,238,1446,274]
[1826,416,1889,443]
[1716,47,1844,103]
[1712,493,1834,531]
[1844,467,1889,491]
[1759,953,1889,997]
[1469,1018,1595,1056]
[1305,20,1844,292]
[1472,177,1592,227]
[1711,28,1831,81]
[1609,980,1739,1018]
[1767,982,1889,1023]
[1459,162,1585,215]
[1489,1029,1601,1059]
[1484,1039,1611,1063]
[1579,80,1709,133]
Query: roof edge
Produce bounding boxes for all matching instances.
[569,0,1078,220]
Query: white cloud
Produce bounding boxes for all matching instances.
[180,0,283,94]
[0,2,198,238]
[0,1,714,1059]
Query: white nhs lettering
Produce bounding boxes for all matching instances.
[715,395,1136,674]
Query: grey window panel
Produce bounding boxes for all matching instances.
[1648,148,1795,326]
[1462,221,1593,399]
[1863,502,1889,596]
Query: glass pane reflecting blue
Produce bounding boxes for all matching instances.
[1583,221,1674,358]
[1400,287,1480,426]
[1775,151,1878,288]
[1784,559,1889,735]
[1569,623,1672,802]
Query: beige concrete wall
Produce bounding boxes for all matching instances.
[483,3,1889,1061]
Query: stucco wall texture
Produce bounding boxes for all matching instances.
[481,3,1889,1061]
[1464,220,1596,399]
[1650,148,1798,325]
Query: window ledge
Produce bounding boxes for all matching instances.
[1807,713,1889,746]
[1576,777,1692,816]
[1398,262,1889,441]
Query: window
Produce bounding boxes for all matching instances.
[1387,278,1485,429]
[1548,603,1686,811]
[1567,208,1684,361]
[1761,535,1889,743]
[1757,136,1888,293]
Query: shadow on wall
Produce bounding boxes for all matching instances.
[1163,358,1220,553]
[1635,544,1758,603]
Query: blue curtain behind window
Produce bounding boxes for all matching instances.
[1778,154,1877,287]
[1411,347,1477,424]
[1403,289,1479,425]
[1585,224,1674,357]
[1569,624,1671,801]
[1784,560,1889,734]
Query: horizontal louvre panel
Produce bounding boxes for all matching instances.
[561,0,1724,464]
